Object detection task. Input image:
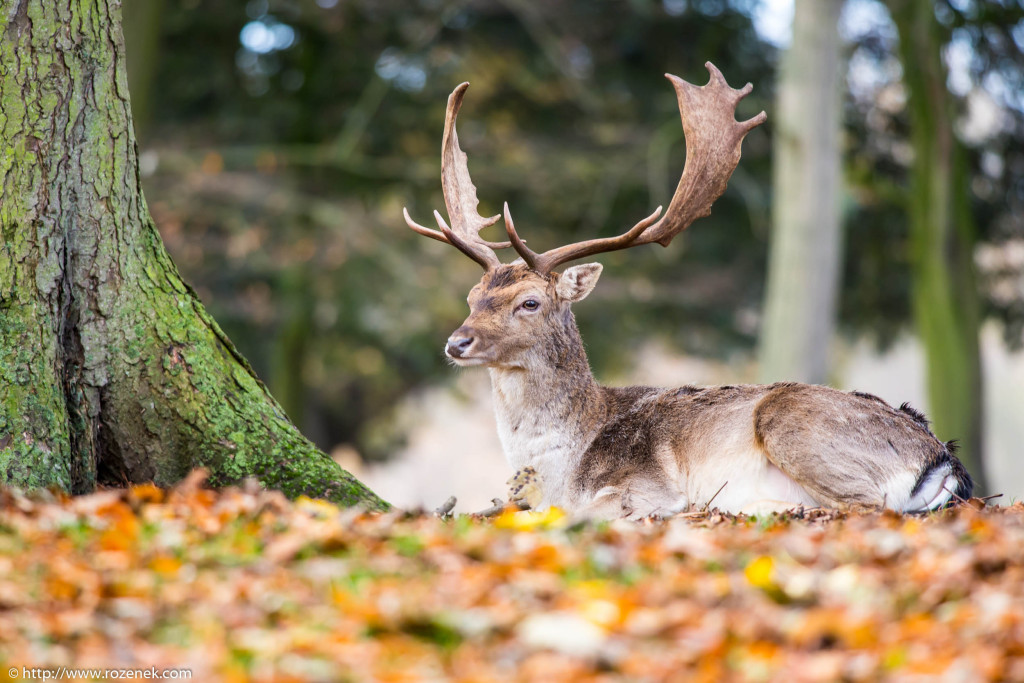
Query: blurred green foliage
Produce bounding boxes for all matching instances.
[840,0,1024,348]
[128,0,1023,460]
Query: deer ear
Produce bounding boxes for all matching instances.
[556,263,603,302]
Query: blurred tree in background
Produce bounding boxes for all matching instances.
[759,0,843,385]
[122,0,1023,479]
[843,0,1023,490]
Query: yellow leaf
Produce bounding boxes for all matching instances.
[744,555,775,590]
[149,554,182,576]
[296,496,341,517]
[883,646,908,671]
[493,507,567,530]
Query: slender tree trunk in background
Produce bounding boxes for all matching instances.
[759,0,844,385]
[122,0,165,142]
[0,0,386,509]
[272,270,314,432]
[890,1,987,492]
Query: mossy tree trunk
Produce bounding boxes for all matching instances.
[890,0,987,492]
[0,0,386,509]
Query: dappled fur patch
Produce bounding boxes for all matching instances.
[671,385,706,397]
[687,384,751,408]
[483,265,545,291]
[475,295,499,312]
[575,386,663,495]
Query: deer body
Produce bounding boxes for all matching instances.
[462,265,969,518]
[404,64,973,519]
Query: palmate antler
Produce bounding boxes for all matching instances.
[403,83,511,270]
[404,62,767,274]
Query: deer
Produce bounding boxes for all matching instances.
[403,63,973,520]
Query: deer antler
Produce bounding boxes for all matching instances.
[403,82,512,270]
[506,62,766,274]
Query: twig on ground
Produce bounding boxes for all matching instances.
[472,497,532,518]
[473,498,507,518]
[434,496,457,518]
[942,485,970,506]
[702,481,728,512]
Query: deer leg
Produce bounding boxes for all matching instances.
[570,487,634,522]
[573,483,689,522]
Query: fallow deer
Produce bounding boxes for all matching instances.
[404,63,973,519]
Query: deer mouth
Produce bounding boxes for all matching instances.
[448,355,491,367]
[444,343,495,366]
[446,352,497,368]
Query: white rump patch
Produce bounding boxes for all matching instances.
[903,463,956,512]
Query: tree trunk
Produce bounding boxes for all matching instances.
[759,0,844,385]
[0,0,387,509]
[890,0,987,492]
[121,0,165,142]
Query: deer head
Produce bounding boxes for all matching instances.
[438,262,601,369]
[404,63,766,369]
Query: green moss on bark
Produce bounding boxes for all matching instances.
[0,1,74,491]
[0,0,387,510]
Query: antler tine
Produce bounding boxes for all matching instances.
[526,62,766,274]
[406,204,513,247]
[403,206,448,244]
[404,82,512,269]
[503,202,538,269]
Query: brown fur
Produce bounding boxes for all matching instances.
[445,264,973,518]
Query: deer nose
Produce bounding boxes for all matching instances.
[446,335,475,357]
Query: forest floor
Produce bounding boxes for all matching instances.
[0,473,1021,682]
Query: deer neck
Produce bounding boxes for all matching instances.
[487,311,604,491]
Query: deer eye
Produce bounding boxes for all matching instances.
[520,299,540,311]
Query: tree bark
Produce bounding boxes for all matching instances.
[759,0,844,385]
[889,0,987,492]
[0,0,387,509]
